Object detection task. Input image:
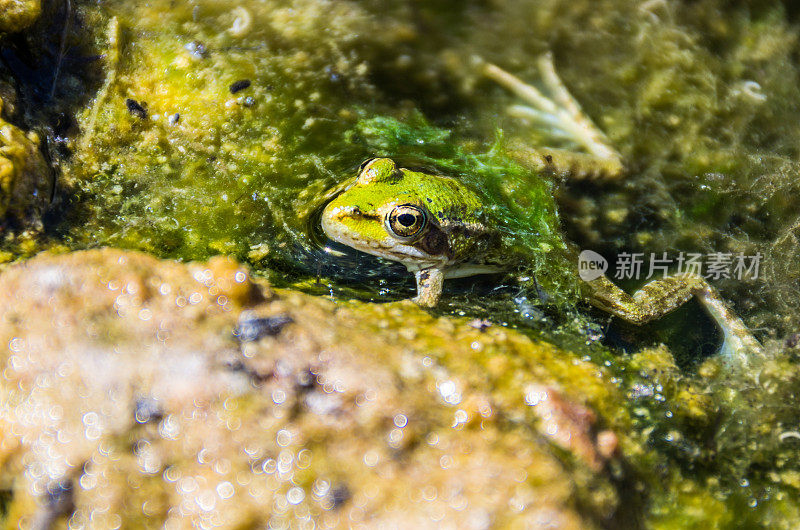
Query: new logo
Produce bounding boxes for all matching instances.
[578,250,608,281]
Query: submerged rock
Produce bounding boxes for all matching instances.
[0,249,632,528]
[0,97,50,230]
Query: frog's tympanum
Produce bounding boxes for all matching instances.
[322,59,762,361]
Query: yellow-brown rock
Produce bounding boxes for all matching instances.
[0,249,628,528]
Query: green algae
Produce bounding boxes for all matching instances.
[56,2,375,266]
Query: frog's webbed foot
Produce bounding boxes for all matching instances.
[478,54,624,180]
[413,268,445,308]
[586,274,763,365]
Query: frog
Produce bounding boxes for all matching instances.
[321,56,763,362]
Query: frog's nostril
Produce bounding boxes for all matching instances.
[331,206,362,219]
[321,204,361,228]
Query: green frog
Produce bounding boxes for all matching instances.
[321,57,762,362]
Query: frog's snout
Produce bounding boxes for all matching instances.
[320,202,353,243]
[320,202,337,241]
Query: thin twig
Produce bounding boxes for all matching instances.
[49,0,72,100]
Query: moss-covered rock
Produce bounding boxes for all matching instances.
[0,97,49,230]
[0,249,634,528]
[54,1,405,266]
[0,0,40,34]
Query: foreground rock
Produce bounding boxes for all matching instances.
[0,249,633,528]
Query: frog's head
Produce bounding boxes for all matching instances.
[321,158,452,269]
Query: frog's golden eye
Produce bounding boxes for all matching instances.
[386,205,427,241]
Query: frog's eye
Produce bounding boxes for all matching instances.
[386,205,427,241]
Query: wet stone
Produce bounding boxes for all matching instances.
[235,312,293,342]
[134,397,164,424]
[31,480,75,529]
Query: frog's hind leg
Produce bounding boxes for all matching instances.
[586,274,763,365]
[479,54,624,180]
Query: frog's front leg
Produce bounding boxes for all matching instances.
[585,274,763,364]
[413,268,445,308]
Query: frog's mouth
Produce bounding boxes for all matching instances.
[320,203,445,270]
